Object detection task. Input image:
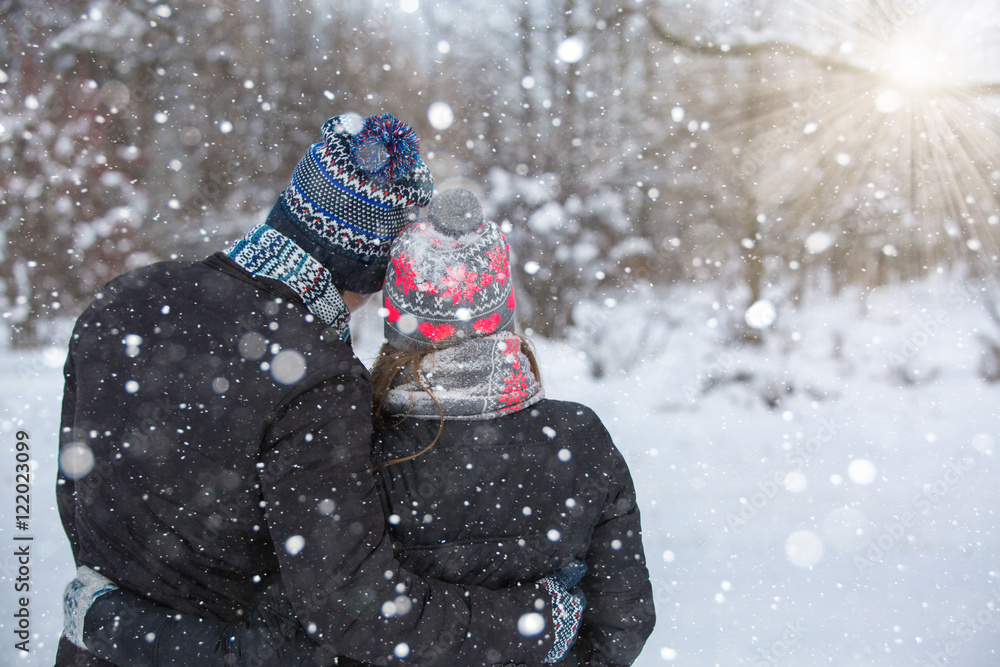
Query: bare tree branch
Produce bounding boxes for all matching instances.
[602,5,1000,97]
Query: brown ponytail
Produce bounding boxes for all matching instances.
[370,344,445,470]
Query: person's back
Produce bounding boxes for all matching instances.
[59,253,361,622]
[360,186,655,664]
[372,398,653,664]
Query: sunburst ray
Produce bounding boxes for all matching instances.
[706,0,1000,270]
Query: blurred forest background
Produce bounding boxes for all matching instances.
[3,0,1000,371]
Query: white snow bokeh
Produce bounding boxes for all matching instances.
[270,350,306,385]
[58,444,95,480]
[427,101,455,131]
[805,231,834,254]
[784,530,825,568]
[517,612,546,636]
[847,458,878,485]
[284,535,306,556]
[556,35,585,63]
[744,299,778,329]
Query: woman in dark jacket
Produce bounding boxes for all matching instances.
[67,188,654,666]
[367,188,654,665]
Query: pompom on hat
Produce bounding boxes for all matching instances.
[383,188,516,350]
[264,112,434,294]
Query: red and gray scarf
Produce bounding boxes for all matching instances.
[385,331,543,420]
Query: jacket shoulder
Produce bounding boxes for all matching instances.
[84,260,212,307]
[525,400,632,477]
[107,259,206,289]
[525,399,607,432]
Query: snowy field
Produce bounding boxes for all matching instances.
[1,277,998,666]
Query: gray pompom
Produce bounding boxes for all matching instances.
[428,188,484,236]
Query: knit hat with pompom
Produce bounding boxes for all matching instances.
[382,188,516,350]
[263,112,434,294]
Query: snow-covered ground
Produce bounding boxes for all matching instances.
[1,277,998,665]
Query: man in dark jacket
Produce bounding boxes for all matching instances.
[56,114,579,666]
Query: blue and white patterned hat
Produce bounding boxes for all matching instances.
[264,113,434,294]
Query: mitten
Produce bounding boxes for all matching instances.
[63,565,119,649]
[538,561,588,663]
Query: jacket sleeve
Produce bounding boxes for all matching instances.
[57,331,81,558]
[573,436,656,666]
[258,361,552,666]
[81,582,335,667]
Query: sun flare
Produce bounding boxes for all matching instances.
[716,0,1000,265]
[881,33,950,89]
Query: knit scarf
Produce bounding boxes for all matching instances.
[385,331,544,420]
[225,223,351,342]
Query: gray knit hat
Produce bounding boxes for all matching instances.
[383,188,516,349]
[264,113,434,294]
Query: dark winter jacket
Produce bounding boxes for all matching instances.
[56,254,554,666]
[76,399,655,667]
[365,401,655,666]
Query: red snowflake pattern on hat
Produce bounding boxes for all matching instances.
[392,252,420,295]
[486,245,510,286]
[440,265,482,305]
